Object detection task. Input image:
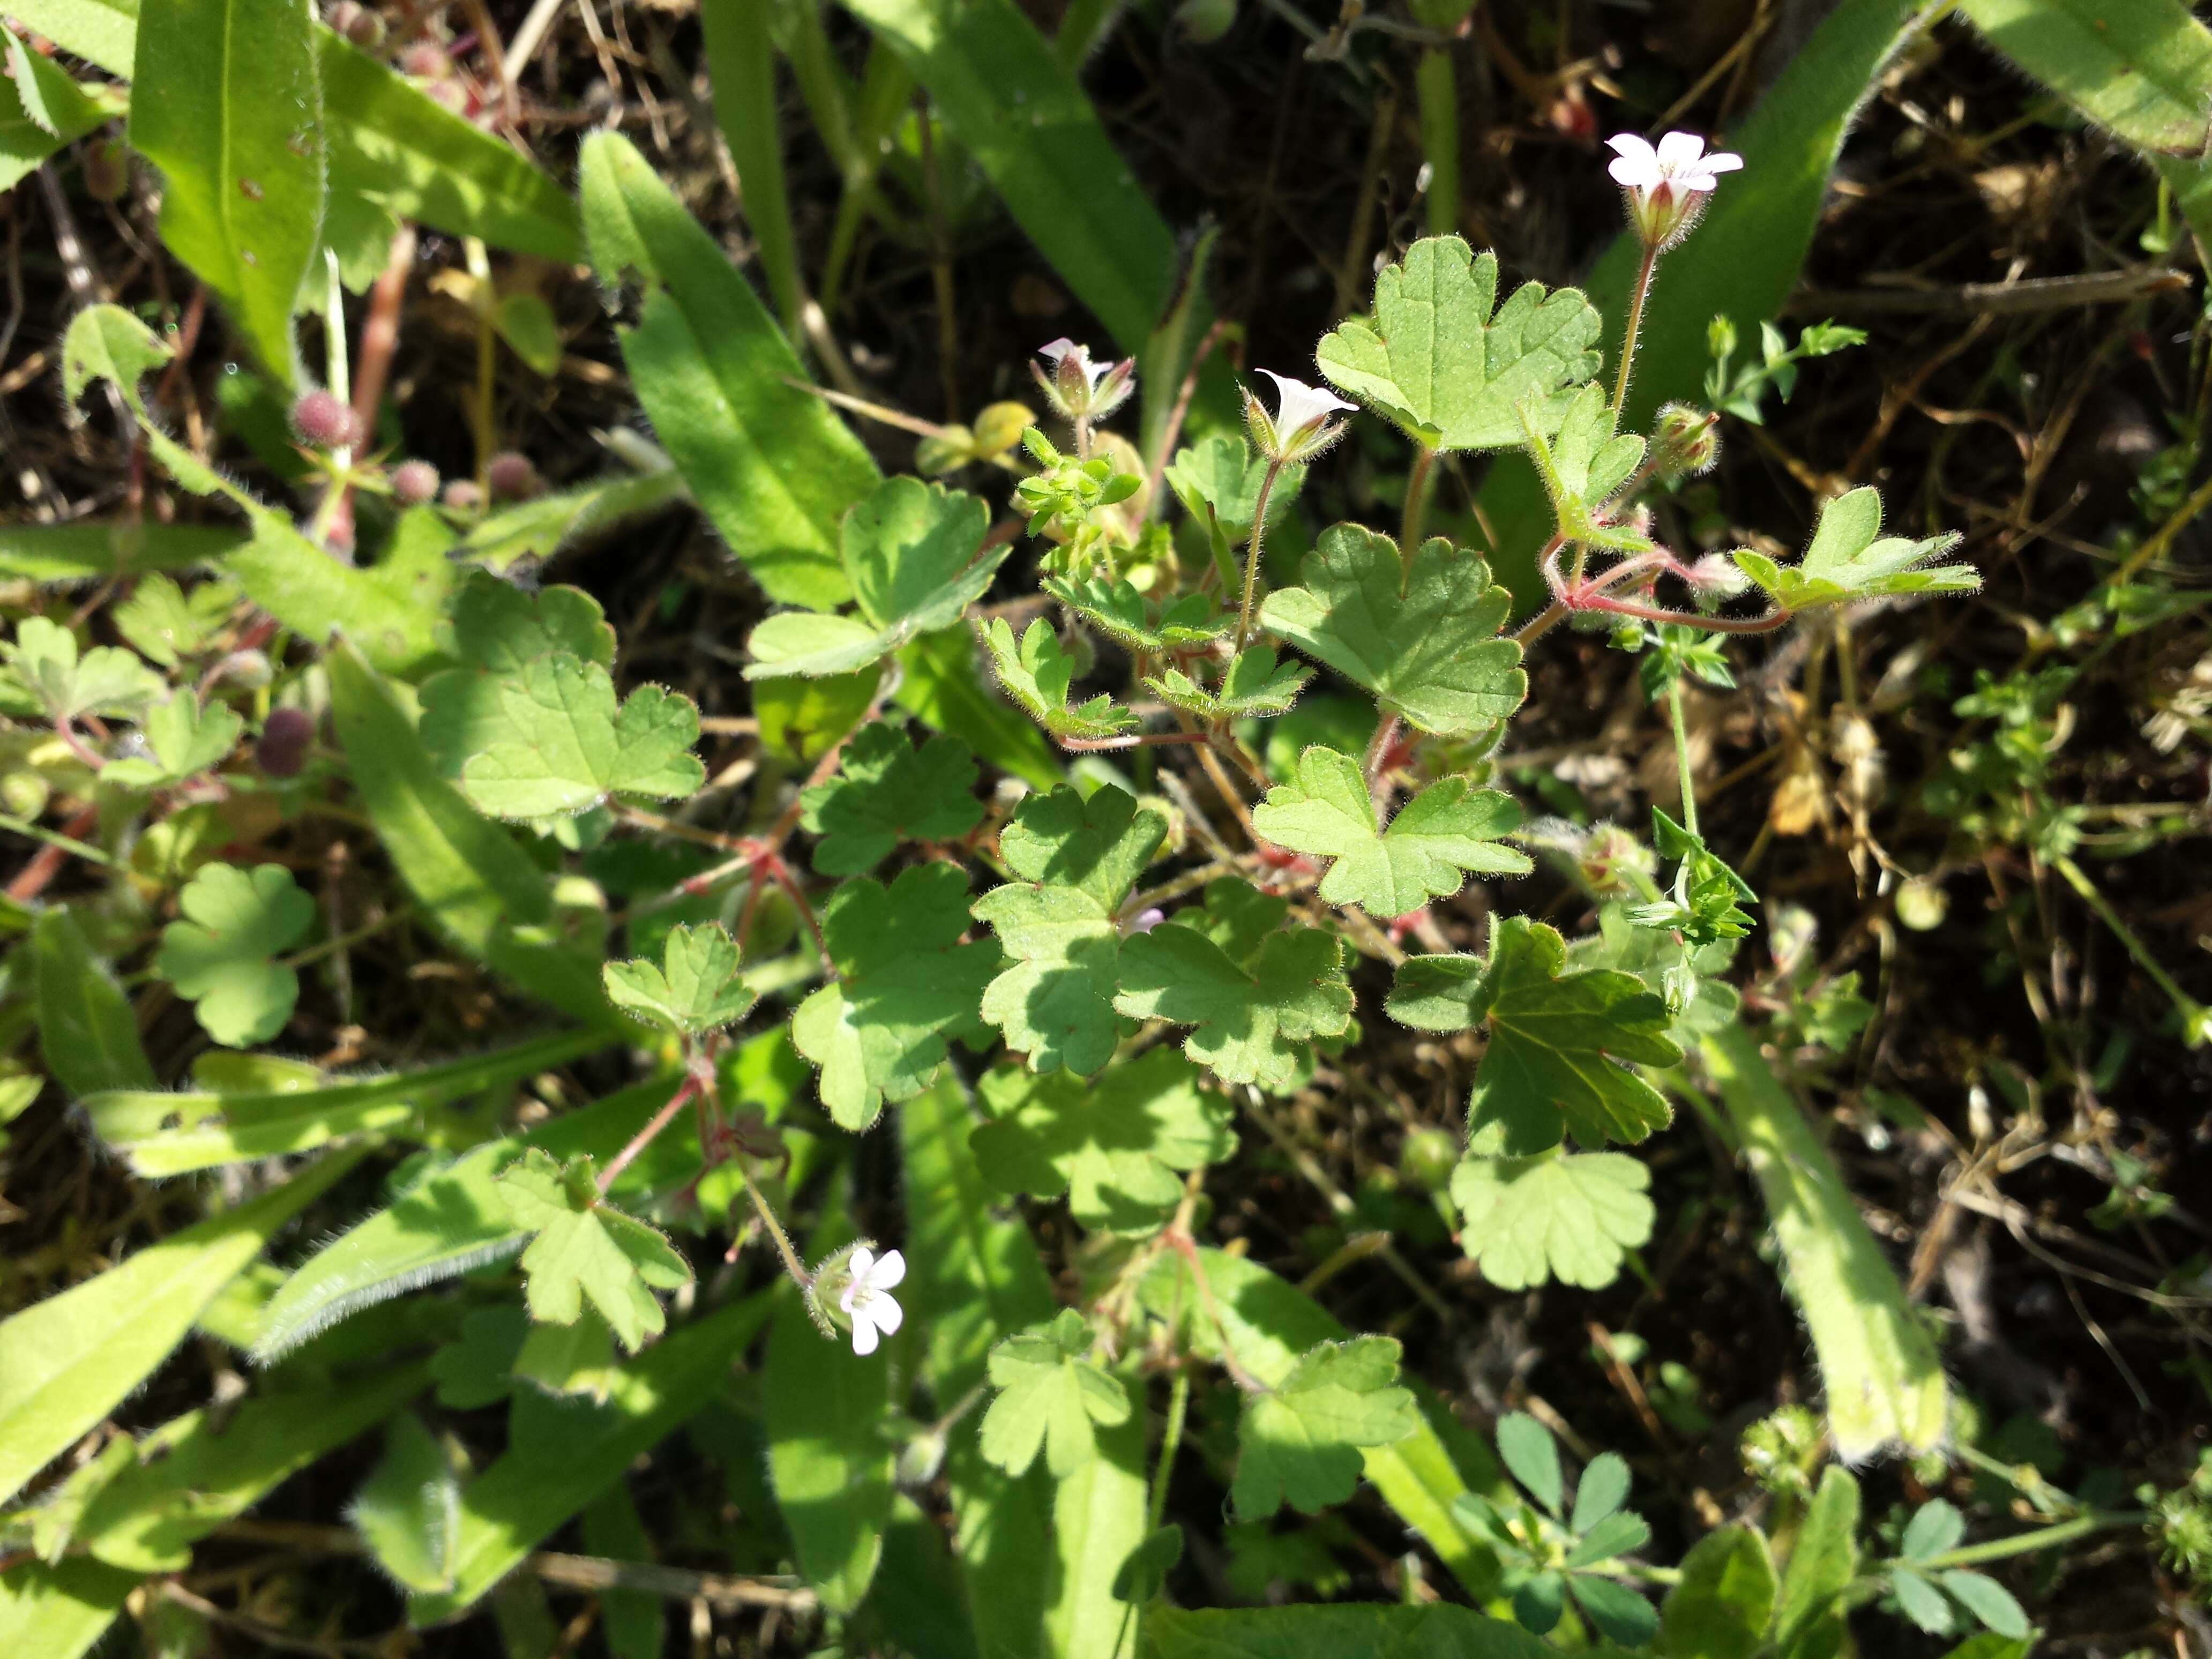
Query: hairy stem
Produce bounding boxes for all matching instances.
[1612,243,1660,420]
[1401,443,1437,556]
[1669,681,1698,839]
[1235,457,1288,651]
[1148,1366,1190,1533]
[598,1073,702,1193]
[736,1158,814,1289]
[1916,1511,2148,1571]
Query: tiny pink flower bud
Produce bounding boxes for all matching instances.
[256,706,316,779]
[327,0,385,48]
[1246,369,1356,464]
[485,451,542,503]
[1684,552,1750,606]
[441,479,483,513]
[1650,402,1721,479]
[389,459,441,506]
[290,388,360,451]
[400,40,448,80]
[1606,130,1743,251]
[1032,339,1135,423]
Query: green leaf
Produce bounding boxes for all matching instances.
[102,691,244,789]
[978,1309,1133,1477]
[112,572,237,666]
[1,614,161,722]
[0,1148,363,1506]
[1520,382,1650,551]
[1260,525,1525,737]
[1113,878,1353,1093]
[1701,1023,1946,1458]
[0,41,105,195]
[1252,746,1529,919]
[792,862,1000,1129]
[32,908,155,1097]
[602,923,755,1035]
[1958,0,2212,156]
[896,627,1063,791]
[1567,1572,1659,1647]
[1316,236,1602,451]
[767,1206,896,1613]
[973,1048,1232,1233]
[0,521,243,584]
[1566,1508,1651,1567]
[1773,1466,1860,1659]
[319,31,582,263]
[495,1148,694,1351]
[93,1034,594,1177]
[1733,486,1976,610]
[580,130,878,610]
[452,467,689,575]
[419,573,618,782]
[580,1483,664,1659]
[1391,917,1679,1154]
[699,0,801,332]
[77,1364,427,1572]
[1449,1149,1653,1291]
[1937,1570,2029,1639]
[1493,1411,1562,1515]
[457,652,704,821]
[512,1307,623,1402]
[154,863,314,1048]
[1147,646,1312,722]
[799,722,982,876]
[1572,1453,1631,1532]
[842,0,1177,349]
[982,616,1139,743]
[0,0,136,76]
[1902,1499,1967,1561]
[1045,574,1229,656]
[1662,1525,1778,1659]
[0,1558,139,1659]
[1164,432,1301,538]
[973,782,1167,1077]
[1232,1335,1421,1519]
[747,477,1003,678]
[492,291,563,376]
[1145,1604,1551,1657]
[350,1413,460,1594]
[408,1291,773,1625]
[128,0,324,384]
[1892,1566,1956,1635]
[1045,1369,1148,1659]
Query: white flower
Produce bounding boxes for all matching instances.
[1247,369,1356,463]
[1605,131,1743,249]
[1038,338,1112,393]
[1605,130,1743,195]
[839,1245,906,1356]
[1035,339,1135,421]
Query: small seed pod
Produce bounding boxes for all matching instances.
[485,451,542,503]
[440,479,483,513]
[289,389,360,451]
[256,707,316,779]
[389,459,440,506]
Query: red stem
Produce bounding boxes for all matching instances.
[597,1074,701,1194]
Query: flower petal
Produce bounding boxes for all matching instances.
[848,1245,875,1281]
[870,1249,906,1290]
[1655,130,1707,170]
[1605,132,1655,163]
[851,1316,880,1356]
[1701,151,1744,175]
[1609,155,1657,190]
[870,1295,904,1337]
[1037,338,1079,365]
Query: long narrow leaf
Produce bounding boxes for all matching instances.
[701,0,804,336]
[1700,1023,1946,1458]
[0,522,245,584]
[1958,0,2212,158]
[33,909,155,1097]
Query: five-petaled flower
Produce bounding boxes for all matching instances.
[1246,370,1357,465]
[839,1245,906,1356]
[1034,338,1135,422]
[1606,131,1743,249]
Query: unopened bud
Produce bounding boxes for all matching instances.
[216,648,274,691]
[1401,1127,1457,1195]
[290,389,361,451]
[1895,876,1948,932]
[1682,552,1749,607]
[256,707,315,779]
[400,40,447,80]
[1650,403,1720,479]
[327,0,385,47]
[1177,0,1236,41]
[1,768,49,819]
[81,137,128,203]
[440,479,483,513]
[896,1428,947,1489]
[1578,823,1654,896]
[485,451,542,503]
[389,459,440,505]
[1031,339,1134,423]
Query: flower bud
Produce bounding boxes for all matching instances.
[1031,339,1135,423]
[327,0,385,47]
[1682,552,1750,608]
[1650,402,1720,479]
[81,137,128,203]
[1245,369,1356,465]
[1,768,50,819]
[217,648,274,691]
[290,388,360,451]
[1577,823,1653,896]
[400,40,448,80]
[1894,876,1948,932]
[389,459,441,506]
[256,707,316,779]
[485,451,542,503]
[1400,1127,1457,1195]
[896,1427,948,1489]
[440,479,483,513]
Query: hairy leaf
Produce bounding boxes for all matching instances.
[799,722,982,875]
[982,616,1138,742]
[1147,645,1312,722]
[1046,573,1229,656]
[1,615,161,722]
[1449,1149,1654,1290]
[418,573,617,782]
[747,477,1002,678]
[102,692,244,788]
[1662,1526,1777,1659]
[973,1048,1232,1233]
[1958,0,2212,157]
[1260,525,1525,737]
[792,862,1000,1129]
[1232,1336,1421,1519]
[0,40,104,195]
[602,923,754,1035]
[458,653,704,820]
[351,1413,459,1594]
[1521,381,1650,551]
[1252,746,1529,918]
[1388,917,1679,1154]
[973,783,1166,1076]
[1774,1466,1860,1658]
[1316,236,1602,450]
[980,1309,1133,1477]
[154,863,314,1048]
[1114,879,1353,1093]
[111,573,237,666]
[495,1149,694,1351]
[1733,487,1976,610]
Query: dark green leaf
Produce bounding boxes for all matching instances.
[1232,1336,1420,1519]
[32,908,155,1097]
[1567,1571,1659,1647]
[978,1308,1133,1477]
[1493,1412,1561,1515]
[602,923,755,1035]
[1144,1603,1551,1657]
[799,723,982,876]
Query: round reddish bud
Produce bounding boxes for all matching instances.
[425,79,469,116]
[485,451,542,503]
[441,479,483,513]
[400,40,448,79]
[327,0,384,47]
[81,137,128,203]
[1650,402,1720,480]
[256,707,316,779]
[390,459,440,505]
[290,388,360,450]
